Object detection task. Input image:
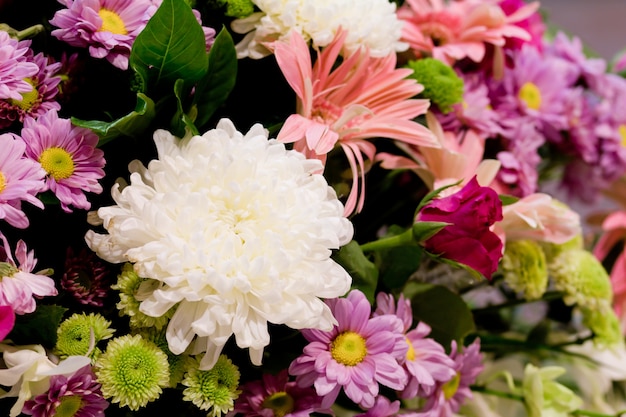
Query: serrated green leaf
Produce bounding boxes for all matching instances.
[8,305,68,348]
[193,26,237,129]
[332,241,379,303]
[171,78,199,137]
[403,282,475,350]
[412,221,449,243]
[72,93,156,146]
[130,0,208,92]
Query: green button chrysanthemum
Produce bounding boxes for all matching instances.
[406,57,464,113]
[182,354,241,416]
[95,334,170,411]
[501,240,548,300]
[136,327,192,388]
[55,312,114,360]
[580,306,624,348]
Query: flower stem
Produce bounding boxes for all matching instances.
[360,228,414,252]
[16,24,44,40]
[471,290,564,314]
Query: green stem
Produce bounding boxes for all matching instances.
[471,291,564,314]
[16,24,44,40]
[572,410,626,417]
[470,385,524,402]
[360,228,414,252]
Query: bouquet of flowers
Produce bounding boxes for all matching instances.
[2,0,626,416]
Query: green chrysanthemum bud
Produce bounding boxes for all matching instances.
[549,249,613,310]
[182,354,241,416]
[208,0,255,18]
[406,58,464,113]
[95,334,170,411]
[112,263,173,330]
[502,240,548,300]
[55,312,114,360]
[136,327,192,388]
[540,234,584,264]
[580,306,624,348]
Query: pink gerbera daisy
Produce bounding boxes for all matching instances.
[288,289,408,410]
[22,364,109,417]
[230,369,329,417]
[273,28,438,215]
[0,233,57,315]
[0,31,39,101]
[0,133,46,229]
[50,0,155,70]
[0,50,62,129]
[20,109,106,212]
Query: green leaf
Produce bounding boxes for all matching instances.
[403,282,475,350]
[499,194,520,206]
[412,221,449,243]
[193,26,237,129]
[378,245,423,290]
[130,0,208,92]
[171,78,199,137]
[72,93,156,146]
[8,305,68,348]
[332,241,379,303]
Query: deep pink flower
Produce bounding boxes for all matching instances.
[274,28,438,215]
[0,233,57,315]
[0,31,39,101]
[289,289,408,410]
[22,364,109,417]
[230,369,329,417]
[499,0,545,51]
[50,0,155,70]
[0,133,46,229]
[0,305,15,341]
[20,109,106,212]
[416,176,503,279]
[61,247,111,307]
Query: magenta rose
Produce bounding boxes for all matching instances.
[416,177,504,279]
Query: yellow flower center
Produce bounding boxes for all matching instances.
[39,147,75,180]
[98,9,128,35]
[406,337,415,361]
[331,331,367,366]
[0,171,6,194]
[442,372,461,400]
[55,395,84,417]
[518,81,542,110]
[261,391,295,417]
[8,78,39,111]
[619,125,626,147]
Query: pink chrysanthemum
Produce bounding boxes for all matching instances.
[50,0,155,70]
[417,339,484,417]
[61,247,111,307]
[374,293,456,400]
[0,133,46,229]
[355,396,401,417]
[0,31,39,101]
[288,289,408,410]
[274,28,438,215]
[230,369,329,417]
[0,51,61,129]
[22,364,109,417]
[20,109,106,212]
[0,233,57,315]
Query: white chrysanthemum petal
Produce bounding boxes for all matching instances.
[87,119,353,369]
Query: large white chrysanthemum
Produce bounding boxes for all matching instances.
[231,0,407,59]
[85,119,353,369]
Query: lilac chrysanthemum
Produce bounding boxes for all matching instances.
[20,109,106,212]
[0,31,39,101]
[416,339,484,417]
[374,293,456,399]
[0,133,45,229]
[61,247,111,307]
[230,369,329,417]
[0,50,61,129]
[0,233,57,315]
[289,289,408,410]
[22,365,109,417]
[50,0,155,70]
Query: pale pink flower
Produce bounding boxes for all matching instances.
[398,0,539,65]
[20,109,105,212]
[274,29,438,215]
[0,133,46,229]
[0,233,57,315]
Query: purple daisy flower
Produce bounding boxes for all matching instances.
[19,109,106,212]
[545,32,606,88]
[374,293,456,399]
[230,369,329,417]
[50,0,155,70]
[0,50,61,129]
[0,133,46,229]
[0,31,39,101]
[289,289,408,410]
[416,339,484,417]
[61,247,111,307]
[22,364,109,417]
